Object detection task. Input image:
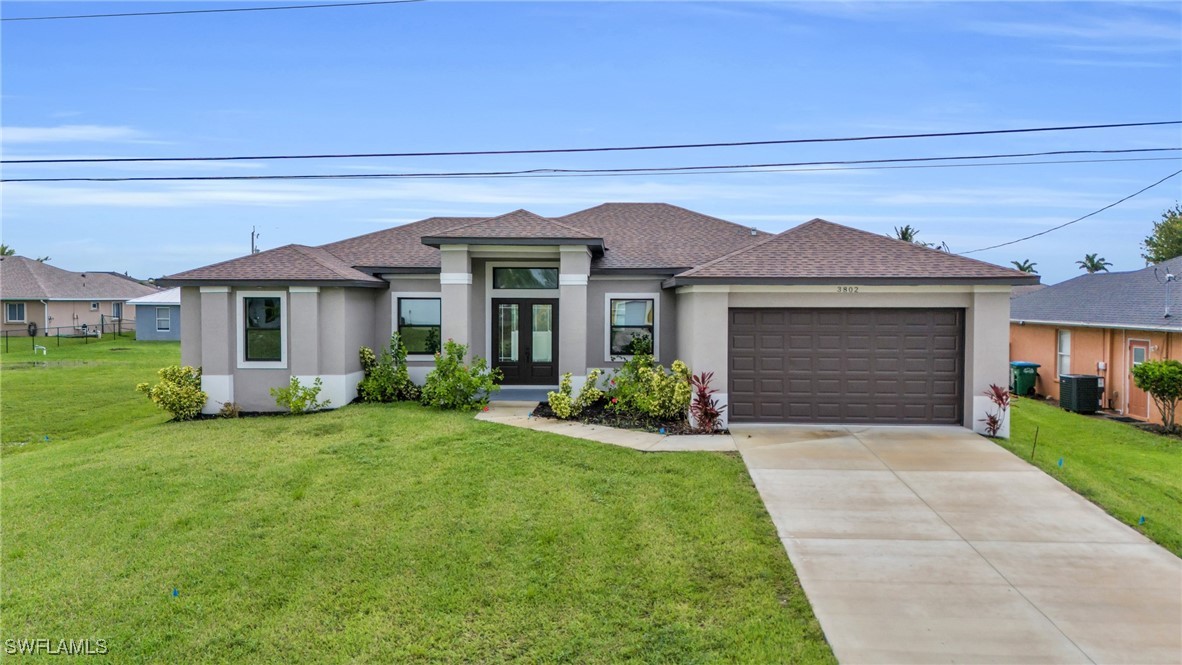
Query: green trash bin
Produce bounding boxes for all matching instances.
[1010,361,1040,396]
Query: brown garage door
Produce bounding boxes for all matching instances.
[729,308,964,424]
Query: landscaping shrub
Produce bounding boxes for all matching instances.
[218,401,242,419]
[358,333,421,403]
[547,373,578,419]
[547,369,607,420]
[979,383,1011,437]
[271,377,331,414]
[607,352,691,420]
[420,339,502,410]
[689,371,726,433]
[136,365,207,421]
[1132,359,1182,432]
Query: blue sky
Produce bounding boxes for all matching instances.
[2,0,1180,283]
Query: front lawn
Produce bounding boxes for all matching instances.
[1,344,832,662]
[1001,397,1182,557]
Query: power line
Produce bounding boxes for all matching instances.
[5,121,1178,165]
[1,0,425,22]
[3,147,1178,183]
[960,169,1182,255]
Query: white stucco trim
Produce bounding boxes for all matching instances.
[559,274,589,286]
[440,273,473,285]
[390,291,442,358]
[201,374,234,414]
[603,292,661,363]
[294,372,365,409]
[1012,318,1182,334]
[200,286,231,294]
[235,290,288,370]
[289,286,320,293]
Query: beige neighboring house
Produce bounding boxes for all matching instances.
[0,255,160,337]
[160,203,1035,434]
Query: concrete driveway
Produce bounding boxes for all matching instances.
[732,424,1182,664]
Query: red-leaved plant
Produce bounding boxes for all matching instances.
[689,371,726,433]
[978,384,1011,437]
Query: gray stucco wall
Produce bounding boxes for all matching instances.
[134,304,180,341]
[180,287,202,366]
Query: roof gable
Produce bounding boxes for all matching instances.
[1011,257,1182,331]
[320,216,483,270]
[428,209,598,240]
[162,244,383,286]
[672,218,1037,284]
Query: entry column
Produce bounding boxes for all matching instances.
[439,245,472,349]
[559,245,590,384]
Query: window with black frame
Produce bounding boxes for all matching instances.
[399,298,442,354]
[492,267,558,290]
[244,297,282,362]
[609,298,654,356]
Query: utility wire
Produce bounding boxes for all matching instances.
[960,169,1182,255]
[1,0,425,22]
[4,121,1178,165]
[3,147,1178,183]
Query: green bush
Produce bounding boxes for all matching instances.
[358,333,421,403]
[1132,359,1182,432]
[607,352,692,420]
[136,365,207,421]
[271,377,331,415]
[547,373,578,419]
[420,339,502,410]
[576,368,606,412]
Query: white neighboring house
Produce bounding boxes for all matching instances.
[126,288,181,341]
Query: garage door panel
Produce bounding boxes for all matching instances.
[729,308,964,424]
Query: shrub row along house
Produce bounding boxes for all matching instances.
[160,203,1035,431]
[1010,257,1182,425]
[0,255,159,337]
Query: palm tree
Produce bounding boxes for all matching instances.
[1011,259,1038,274]
[1076,253,1112,273]
[893,225,921,243]
[0,244,14,256]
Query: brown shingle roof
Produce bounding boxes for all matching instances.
[162,244,383,286]
[672,218,1038,284]
[558,203,768,272]
[427,209,599,240]
[320,216,482,270]
[0,256,160,300]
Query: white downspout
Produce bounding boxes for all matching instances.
[39,300,48,336]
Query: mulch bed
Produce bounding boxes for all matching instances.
[530,399,727,436]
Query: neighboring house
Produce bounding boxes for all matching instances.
[0,256,159,337]
[160,203,1034,432]
[126,288,181,341]
[1010,257,1182,425]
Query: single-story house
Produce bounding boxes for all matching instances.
[126,287,182,341]
[0,255,160,337]
[160,203,1035,432]
[1010,257,1181,425]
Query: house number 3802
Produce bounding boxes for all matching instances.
[836,286,860,293]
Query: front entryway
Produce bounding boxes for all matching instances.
[492,298,558,385]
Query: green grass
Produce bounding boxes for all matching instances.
[1,343,832,662]
[1001,397,1182,557]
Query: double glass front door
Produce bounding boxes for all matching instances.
[493,299,558,385]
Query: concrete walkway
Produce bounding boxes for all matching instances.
[732,424,1182,664]
[476,402,736,452]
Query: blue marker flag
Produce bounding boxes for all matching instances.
[1139,516,1147,525]
[1057,458,1063,468]
[172,588,179,597]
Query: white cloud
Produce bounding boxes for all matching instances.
[1,125,147,144]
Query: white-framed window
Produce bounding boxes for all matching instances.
[604,293,659,361]
[5,302,26,323]
[89,302,100,311]
[111,302,123,319]
[156,306,171,332]
[236,290,287,369]
[397,297,441,355]
[1057,329,1071,377]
